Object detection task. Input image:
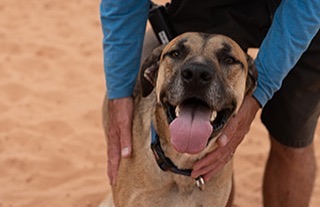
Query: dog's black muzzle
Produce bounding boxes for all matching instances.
[180,62,214,94]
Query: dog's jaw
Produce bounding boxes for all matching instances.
[157,93,237,151]
[153,103,220,170]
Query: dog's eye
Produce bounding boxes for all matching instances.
[169,50,181,59]
[222,56,236,65]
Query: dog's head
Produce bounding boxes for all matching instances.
[140,32,257,156]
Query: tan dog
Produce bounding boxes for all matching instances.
[103,32,257,207]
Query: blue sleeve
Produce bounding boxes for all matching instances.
[100,0,150,99]
[253,0,320,106]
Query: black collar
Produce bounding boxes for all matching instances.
[150,124,192,176]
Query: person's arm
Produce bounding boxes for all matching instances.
[192,0,320,181]
[100,0,149,99]
[100,0,149,185]
[253,0,320,106]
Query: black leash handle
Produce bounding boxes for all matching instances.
[149,1,176,44]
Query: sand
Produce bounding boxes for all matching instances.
[0,0,319,206]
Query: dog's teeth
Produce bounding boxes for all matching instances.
[210,111,217,122]
[175,106,180,117]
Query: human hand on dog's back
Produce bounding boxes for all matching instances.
[192,95,261,181]
[105,97,133,186]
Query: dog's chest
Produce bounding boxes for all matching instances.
[135,188,209,207]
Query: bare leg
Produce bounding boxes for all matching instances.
[263,135,316,207]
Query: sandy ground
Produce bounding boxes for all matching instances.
[0,0,319,206]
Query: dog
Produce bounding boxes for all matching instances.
[102,32,257,207]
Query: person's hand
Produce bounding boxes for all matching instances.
[191,95,261,181]
[106,97,133,186]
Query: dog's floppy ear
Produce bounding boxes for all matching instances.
[245,54,258,95]
[139,45,165,97]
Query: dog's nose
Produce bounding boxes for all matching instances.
[181,63,213,86]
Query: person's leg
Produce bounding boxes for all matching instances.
[261,32,320,206]
[263,136,316,207]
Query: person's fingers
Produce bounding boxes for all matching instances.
[107,129,121,186]
[107,150,120,186]
[192,145,234,179]
[106,97,134,185]
[119,99,133,158]
[120,129,132,157]
[192,155,219,179]
[218,95,260,147]
[217,115,238,147]
[192,96,261,181]
[193,147,220,171]
[192,115,239,178]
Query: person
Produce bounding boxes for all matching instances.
[100,0,320,206]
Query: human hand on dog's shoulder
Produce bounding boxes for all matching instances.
[105,97,133,186]
[191,95,261,181]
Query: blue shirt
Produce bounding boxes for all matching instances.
[100,0,320,106]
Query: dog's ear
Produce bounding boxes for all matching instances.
[139,45,165,97]
[245,54,258,95]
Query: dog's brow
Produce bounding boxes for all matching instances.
[219,43,232,55]
[217,43,244,67]
[163,38,189,59]
[175,38,188,52]
[216,43,232,60]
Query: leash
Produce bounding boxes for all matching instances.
[150,123,205,191]
[149,1,176,45]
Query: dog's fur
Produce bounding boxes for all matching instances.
[103,33,257,207]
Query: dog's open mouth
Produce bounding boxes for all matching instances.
[165,98,234,154]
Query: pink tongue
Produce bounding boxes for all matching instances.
[169,104,213,154]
